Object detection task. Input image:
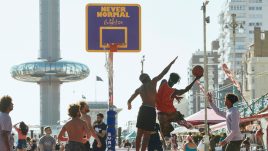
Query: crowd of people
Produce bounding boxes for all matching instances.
[0,96,107,151]
[1,56,266,151]
[126,57,266,151]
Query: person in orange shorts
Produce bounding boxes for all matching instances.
[156,73,201,138]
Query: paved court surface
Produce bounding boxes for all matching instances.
[115,147,135,151]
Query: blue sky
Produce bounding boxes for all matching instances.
[0,0,223,128]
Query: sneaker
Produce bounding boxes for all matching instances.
[177,120,193,129]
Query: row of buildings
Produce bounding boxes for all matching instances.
[187,0,268,116]
[123,0,268,132]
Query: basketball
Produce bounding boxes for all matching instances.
[192,65,204,77]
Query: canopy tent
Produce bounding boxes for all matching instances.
[171,126,199,134]
[185,108,225,125]
[210,121,226,132]
[210,112,268,132]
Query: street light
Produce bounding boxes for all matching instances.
[224,14,244,94]
[141,55,145,74]
[224,14,244,77]
[201,0,210,150]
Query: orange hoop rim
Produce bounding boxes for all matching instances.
[103,43,126,52]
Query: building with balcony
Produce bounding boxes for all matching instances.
[242,27,268,102]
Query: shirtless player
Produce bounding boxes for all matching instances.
[127,56,177,151]
[79,101,102,150]
[58,104,100,151]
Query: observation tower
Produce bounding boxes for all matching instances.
[11,0,89,126]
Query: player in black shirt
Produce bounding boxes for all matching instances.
[93,113,107,151]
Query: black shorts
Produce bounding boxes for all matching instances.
[65,141,85,151]
[136,105,156,131]
[84,141,91,151]
[93,140,106,151]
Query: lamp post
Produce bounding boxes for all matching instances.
[201,1,210,150]
[141,55,145,74]
[225,14,244,93]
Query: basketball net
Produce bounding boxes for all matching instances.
[109,43,118,52]
[103,43,125,52]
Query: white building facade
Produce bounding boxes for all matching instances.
[242,27,268,101]
[218,0,268,85]
[187,42,220,115]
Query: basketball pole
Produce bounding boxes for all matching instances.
[108,50,114,108]
[106,44,117,151]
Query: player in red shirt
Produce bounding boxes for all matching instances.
[156,73,201,138]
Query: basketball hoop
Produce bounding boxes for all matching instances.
[103,43,126,53]
[109,43,118,52]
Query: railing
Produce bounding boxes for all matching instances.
[219,93,268,118]
[240,93,268,117]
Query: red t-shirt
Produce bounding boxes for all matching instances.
[156,82,177,112]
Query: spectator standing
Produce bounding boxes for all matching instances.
[13,121,29,151]
[58,104,95,151]
[219,133,226,151]
[31,139,38,151]
[79,101,102,150]
[93,113,107,151]
[131,140,136,148]
[124,140,131,148]
[255,128,264,150]
[242,137,250,151]
[171,134,178,151]
[0,95,14,151]
[26,137,31,151]
[183,136,197,151]
[39,126,56,151]
[209,135,216,151]
[148,123,164,151]
[32,134,39,143]
[55,139,61,151]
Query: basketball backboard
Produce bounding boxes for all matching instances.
[86,4,141,52]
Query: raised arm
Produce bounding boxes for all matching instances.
[13,122,19,130]
[127,88,139,110]
[171,76,201,97]
[153,56,178,82]
[207,92,226,118]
